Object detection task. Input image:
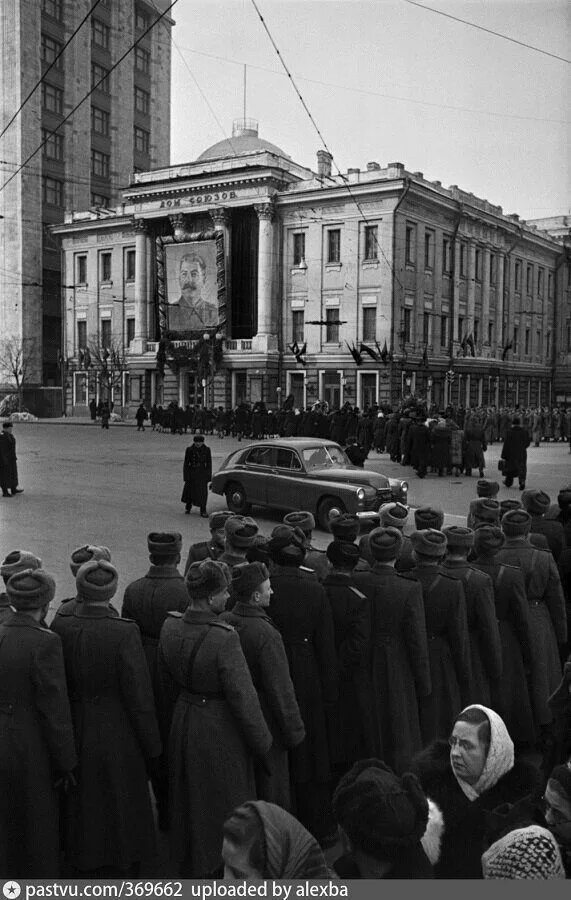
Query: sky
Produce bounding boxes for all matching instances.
[165,0,570,221]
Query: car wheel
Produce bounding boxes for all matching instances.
[317,496,346,531]
[225,482,252,515]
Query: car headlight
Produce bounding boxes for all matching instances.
[356,487,366,501]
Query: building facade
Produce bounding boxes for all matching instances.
[52,121,570,417]
[0,0,172,406]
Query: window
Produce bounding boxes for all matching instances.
[91,149,110,178]
[489,253,496,283]
[292,310,304,343]
[293,233,305,266]
[537,268,544,296]
[488,322,494,345]
[403,308,412,343]
[363,307,376,342]
[513,327,519,354]
[76,255,87,284]
[91,193,110,208]
[134,126,150,154]
[524,328,530,355]
[246,446,273,467]
[92,19,110,50]
[567,325,571,353]
[134,86,150,115]
[442,237,452,273]
[515,260,522,291]
[536,330,542,357]
[547,332,551,357]
[42,0,63,19]
[275,448,302,470]
[100,252,112,282]
[475,248,482,281]
[125,249,136,281]
[422,312,431,345]
[135,46,150,74]
[548,272,554,298]
[458,316,464,341]
[91,106,109,136]
[100,319,112,349]
[440,315,448,347]
[41,34,62,67]
[364,225,378,260]
[474,318,480,342]
[424,231,434,269]
[128,375,141,402]
[42,82,63,114]
[405,224,416,265]
[42,128,63,160]
[327,229,341,264]
[77,320,87,349]
[135,5,150,29]
[325,308,340,343]
[42,175,63,206]
[91,62,110,93]
[127,318,135,346]
[459,244,467,277]
[526,265,533,294]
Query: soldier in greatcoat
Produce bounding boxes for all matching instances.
[0,569,77,877]
[51,560,162,875]
[379,502,415,573]
[0,420,23,496]
[466,479,500,529]
[413,505,445,533]
[522,489,566,562]
[54,544,115,618]
[183,510,235,575]
[283,510,330,581]
[220,561,305,809]
[157,559,272,876]
[0,549,42,624]
[182,434,212,516]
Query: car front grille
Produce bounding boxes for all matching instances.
[373,488,393,508]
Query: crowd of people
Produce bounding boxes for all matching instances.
[1,474,571,880]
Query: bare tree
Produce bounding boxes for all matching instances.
[85,337,126,405]
[0,335,38,411]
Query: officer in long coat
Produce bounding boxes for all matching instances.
[51,561,162,875]
[522,489,566,562]
[182,434,212,516]
[183,511,235,574]
[500,416,530,489]
[0,570,77,877]
[0,549,42,624]
[353,527,432,773]
[0,420,23,496]
[220,562,305,809]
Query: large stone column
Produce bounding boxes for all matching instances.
[453,238,461,343]
[467,240,476,336]
[132,219,149,353]
[482,247,491,349]
[496,252,505,354]
[253,200,278,352]
[210,207,231,335]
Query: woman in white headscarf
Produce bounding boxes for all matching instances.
[411,704,541,878]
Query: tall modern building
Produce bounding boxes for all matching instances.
[0,0,172,409]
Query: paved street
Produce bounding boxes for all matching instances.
[3,421,570,615]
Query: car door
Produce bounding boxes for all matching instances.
[242,445,275,506]
[266,447,303,511]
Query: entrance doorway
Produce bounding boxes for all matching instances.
[186,373,201,406]
[360,373,377,410]
[323,371,341,409]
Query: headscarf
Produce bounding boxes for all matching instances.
[481,825,565,879]
[453,705,514,801]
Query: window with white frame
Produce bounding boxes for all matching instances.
[91,62,110,93]
[41,33,63,67]
[325,308,340,343]
[42,129,63,160]
[424,230,434,270]
[91,149,110,178]
[292,310,304,344]
[405,224,416,265]
[91,106,109,136]
[293,233,306,266]
[42,82,63,114]
[364,225,378,260]
[327,229,341,264]
[125,249,136,281]
[126,318,135,346]
[77,319,87,349]
[99,252,112,282]
[442,237,452,273]
[134,126,150,155]
[42,175,63,206]
[362,307,376,342]
[100,318,112,349]
[134,86,150,115]
[76,255,87,285]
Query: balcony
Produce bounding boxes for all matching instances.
[145,338,253,353]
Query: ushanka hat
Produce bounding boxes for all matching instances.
[70,544,111,576]
[185,559,232,599]
[329,513,360,542]
[501,509,531,537]
[268,525,307,565]
[414,506,444,530]
[193,434,205,443]
[231,561,270,597]
[500,498,523,517]
[1,550,42,580]
[442,525,474,549]
[209,511,236,531]
[473,499,501,524]
[410,528,448,557]
[557,484,571,510]
[224,515,259,548]
[76,559,118,603]
[477,479,500,498]
[481,825,565,879]
[6,568,56,610]
[521,489,551,516]
[326,540,361,569]
[147,531,182,555]
[474,526,506,556]
[283,511,315,533]
[368,526,403,561]
[379,502,409,529]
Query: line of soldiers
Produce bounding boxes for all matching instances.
[1,481,569,878]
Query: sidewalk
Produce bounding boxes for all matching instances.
[18,416,138,427]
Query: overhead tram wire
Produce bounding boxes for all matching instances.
[0,0,106,142]
[0,0,180,196]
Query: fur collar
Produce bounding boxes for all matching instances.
[420,799,444,866]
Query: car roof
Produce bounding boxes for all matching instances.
[242,438,341,450]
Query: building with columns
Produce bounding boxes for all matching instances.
[52,120,570,416]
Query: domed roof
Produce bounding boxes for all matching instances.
[197,119,290,162]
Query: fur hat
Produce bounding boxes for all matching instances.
[442,525,474,550]
[379,503,409,529]
[414,506,444,530]
[521,489,551,516]
[500,498,523,517]
[193,434,205,443]
[410,529,447,557]
[245,536,271,566]
[224,515,259,548]
[268,525,307,566]
[477,479,500,498]
[557,485,571,510]
[147,531,182,556]
[333,759,429,858]
[283,511,315,533]
[70,544,111,576]
[368,526,403,562]
[501,509,531,537]
[474,526,506,556]
[232,561,269,597]
[209,511,236,532]
[185,559,232,599]
[1,550,42,580]
[329,513,361,542]
[2,421,13,429]
[6,568,56,610]
[326,540,361,569]
[76,559,118,603]
[481,825,565,879]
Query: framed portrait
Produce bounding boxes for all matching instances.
[155,230,226,337]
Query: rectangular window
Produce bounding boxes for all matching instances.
[489,253,496,283]
[537,268,544,296]
[442,237,452,273]
[405,224,416,265]
[440,315,448,347]
[326,308,340,343]
[515,260,522,291]
[488,322,494,345]
[526,265,533,294]
[91,105,109,136]
[76,255,87,284]
[536,330,542,357]
[548,272,554,298]
[42,175,63,206]
[128,375,141,402]
[327,229,341,264]
[547,332,551,357]
[42,128,63,160]
[134,126,150,154]
[126,318,136,346]
[567,325,571,353]
[293,232,305,266]
[524,328,530,355]
[135,46,150,74]
[475,248,482,281]
[42,0,63,19]
[364,225,378,260]
[403,308,412,344]
[41,33,63,67]
[91,193,110,208]
[134,85,150,115]
[458,316,464,341]
[42,82,63,114]
[125,249,136,281]
[513,327,519,354]
[92,19,110,50]
[474,318,480,342]
[135,5,150,29]
[100,318,112,349]
[292,310,304,344]
[91,62,110,93]
[459,244,467,277]
[422,312,431,345]
[100,252,112,282]
[363,307,376,342]
[424,230,434,269]
[77,320,87,349]
[91,149,110,178]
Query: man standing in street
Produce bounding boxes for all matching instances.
[501,416,530,490]
[181,434,212,516]
[0,420,24,497]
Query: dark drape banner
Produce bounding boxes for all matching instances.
[231,208,258,339]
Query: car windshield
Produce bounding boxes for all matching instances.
[302,445,348,469]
